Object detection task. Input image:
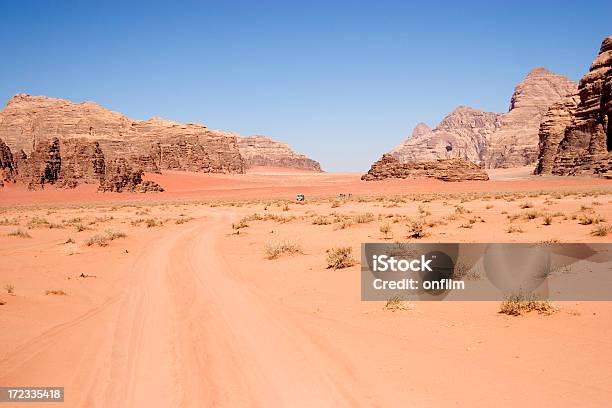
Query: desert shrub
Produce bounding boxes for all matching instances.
[454,205,470,214]
[45,289,67,296]
[27,216,50,228]
[542,214,553,225]
[4,283,15,294]
[7,229,31,238]
[86,229,127,247]
[331,200,341,208]
[519,201,533,209]
[523,210,541,220]
[353,212,374,224]
[578,214,604,225]
[499,293,555,316]
[232,219,250,229]
[384,295,412,311]
[145,218,163,228]
[282,204,290,211]
[264,240,302,259]
[379,222,392,238]
[312,216,331,225]
[0,217,20,226]
[407,220,426,238]
[326,247,356,269]
[506,225,524,234]
[591,224,611,237]
[175,216,195,225]
[417,205,431,216]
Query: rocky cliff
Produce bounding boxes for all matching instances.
[362,153,489,182]
[0,95,245,175]
[237,135,322,171]
[389,68,577,169]
[0,138,16,186]
[535,36,612,178]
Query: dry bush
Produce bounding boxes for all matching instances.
[0,217,20,226]
[454,205,470,214]
[506,225,524,234]
[331,200,341,208]
[265,240,302,259]
[326,247,356,269]
[523,209,541,220]
[542,214,553,225]
[499,293,555,316]
[379,222,392,239]
[145,218,163,228]
[519,201,533,209]
[353,212,374,224]
[27,216,50,228]
[175,216,195,225]
[407,220,426,238]
[4,283,15,294]
[86,229,127,247]
[45,289,67,296]
[8,228,31,238]
[578,214,605,225]
[384,295,413,311]
[417,205,431,216]
[591,224,611,236]
[312,216,331,225]
[282,204,290,211]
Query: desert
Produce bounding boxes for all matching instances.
[1,172,612,406]
[1,2,612,407]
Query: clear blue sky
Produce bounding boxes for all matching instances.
[1,1,610,171]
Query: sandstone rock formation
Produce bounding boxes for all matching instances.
[389,68,577,168]
[362,153,489,182]
[0,138,16,186]
[58,138,106,188]
[237,135,322,171]
[0,95,245,175]
[18,137,62,190]
[535,36,612,178]
[99,158,164,193]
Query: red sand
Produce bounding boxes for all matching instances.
[1,170,611,206]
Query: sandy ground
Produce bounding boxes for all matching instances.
[1,171,612,407]
[1,169,611,205]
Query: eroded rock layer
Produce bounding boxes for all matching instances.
[535,36,612,178]
[0,95,245,175]
[362,154,489,182]
[237,135,322,171]
[389,68,576,168]
[99,158,164,193]
[0,138,16,186]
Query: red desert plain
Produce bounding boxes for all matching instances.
[1,169,612,407]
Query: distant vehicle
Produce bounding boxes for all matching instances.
[338,193,352,199]
[296,194,305,202]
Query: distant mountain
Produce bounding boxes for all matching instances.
[388,68,577,168]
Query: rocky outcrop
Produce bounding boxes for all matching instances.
[389,68,576,168]
[535,36,612,178]
[362,154,489,182]
[534,94,580,174]
[0,138,16,186]
[0,96,245,174]
[18,138,62,190]
[237,135,322,171]
[57,138,106,188]
[98,158,164,193]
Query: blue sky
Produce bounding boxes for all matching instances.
[1,1,610,171]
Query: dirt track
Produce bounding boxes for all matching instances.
[1,208,612,407]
